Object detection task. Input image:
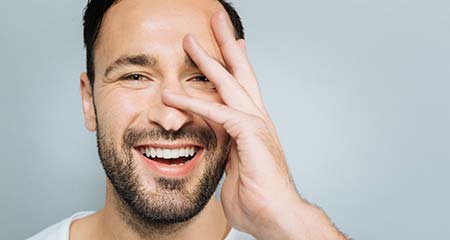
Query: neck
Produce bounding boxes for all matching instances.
[70,181,230,240]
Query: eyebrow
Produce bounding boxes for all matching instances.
[104,54,158,77]
[104,53,226,78]
[184,55,197,69]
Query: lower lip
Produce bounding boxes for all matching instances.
[135,148,204,178]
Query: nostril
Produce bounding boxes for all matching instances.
[148,105,193,132]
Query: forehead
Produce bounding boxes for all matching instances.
[95,0,223,72]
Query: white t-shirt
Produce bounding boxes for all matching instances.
[27,211,254,240]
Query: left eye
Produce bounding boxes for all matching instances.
[122,73,148,81]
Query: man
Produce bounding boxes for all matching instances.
[29,0,348,239]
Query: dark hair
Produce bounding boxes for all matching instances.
[82,0,245,88]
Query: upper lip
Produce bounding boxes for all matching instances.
[134,142,204,149]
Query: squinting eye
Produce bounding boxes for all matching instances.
[187,75,215,91]
[191,76,210,82]
[122,73,148,81]
[118,73,153,89]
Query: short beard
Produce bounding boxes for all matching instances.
[96,124,230,238]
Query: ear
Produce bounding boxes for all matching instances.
[80,72,97,132]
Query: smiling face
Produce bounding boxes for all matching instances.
[80,0,231,225]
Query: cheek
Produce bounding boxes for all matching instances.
[184,89,227,144]
[185,89,228,143]
[95,88,149,140]
[208,120,229,146]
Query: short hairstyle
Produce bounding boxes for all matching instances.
[82,0,245,88]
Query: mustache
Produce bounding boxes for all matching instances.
[123,124,217,150]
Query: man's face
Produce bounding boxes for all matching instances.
[82,0,230,224]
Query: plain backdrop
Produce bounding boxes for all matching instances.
[1,0,449,239]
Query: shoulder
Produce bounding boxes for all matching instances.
[225,228,256,240]
[26,211,95,240]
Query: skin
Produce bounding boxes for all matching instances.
[77,0,348,239]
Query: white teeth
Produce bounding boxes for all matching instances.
[150,148,156,158]
[162,149,170,158]
[156,148,162,157]
[142,146,197,159]
[180,148,185,157]
[171,149,179,159]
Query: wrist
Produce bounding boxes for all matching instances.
[253,195,345,240]
[253,194,304,240]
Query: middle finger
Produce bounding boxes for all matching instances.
[183,34,259,115]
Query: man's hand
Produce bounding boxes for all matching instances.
[163,11,347,240]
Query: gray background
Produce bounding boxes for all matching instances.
[1,0,449,239]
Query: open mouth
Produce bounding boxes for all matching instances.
[137,146,201,166]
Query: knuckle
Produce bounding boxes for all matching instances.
[239,115,265,134]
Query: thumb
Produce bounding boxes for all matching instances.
[225,140,239,177]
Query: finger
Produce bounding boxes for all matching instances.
[183,34,258,114]
[236,39,246,53]
[235,39,267,112]
[211,13,266,112]
[211,11,251,76]
[162,90,244,138]
[163,90,270,140]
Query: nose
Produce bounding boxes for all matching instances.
[147,80,193,131]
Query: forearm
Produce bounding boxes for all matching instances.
[254,196,348,240]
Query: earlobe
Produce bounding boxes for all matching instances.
[80,72,97,132]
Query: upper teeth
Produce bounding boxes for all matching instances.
[142,147,196,159]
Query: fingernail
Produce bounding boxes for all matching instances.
[216,10,226,21]
[184,33,192,43]
[163,89,175,96]
[185,33,198,46]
